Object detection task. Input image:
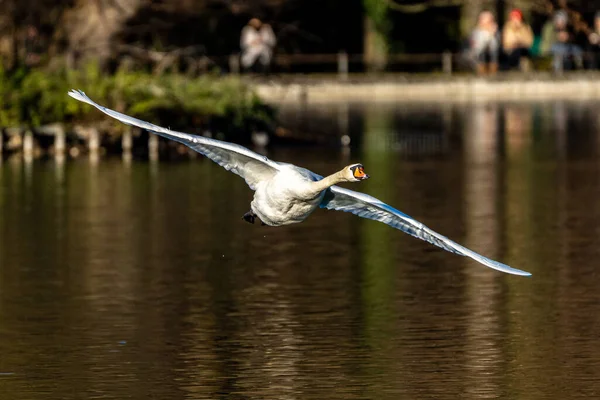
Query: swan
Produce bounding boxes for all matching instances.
[67,89,531,277]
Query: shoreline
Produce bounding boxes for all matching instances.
[249,73,600,103]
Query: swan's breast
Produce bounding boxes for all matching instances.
[251,167,323,226]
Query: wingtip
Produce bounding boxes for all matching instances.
[67,89,91,104]
[506,267,532,277]
[500,266,532,277]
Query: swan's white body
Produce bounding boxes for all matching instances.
[251,165,324,226]
[67,89,531,277]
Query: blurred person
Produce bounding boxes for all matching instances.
[549,10,582,72]
[470,10,500,75]
[539,1,556,56]
[502,9,534,71]
[240,18,276,74]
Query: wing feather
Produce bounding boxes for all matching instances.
[68,89,279,190]
[69,90,530,277]
[320,186,531,277]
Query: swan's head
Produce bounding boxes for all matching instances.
[346,163,370,182]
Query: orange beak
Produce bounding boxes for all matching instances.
[353,166,369,180]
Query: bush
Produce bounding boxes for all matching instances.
[2,63,276,143]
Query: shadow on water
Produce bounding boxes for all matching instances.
[2,100,600,398]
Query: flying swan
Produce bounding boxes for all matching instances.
[68,89,531,277]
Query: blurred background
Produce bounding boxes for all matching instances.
[3,1,600,399]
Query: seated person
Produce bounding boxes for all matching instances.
[502,9,534,71]
[550,11,583,72]
[539,2,557,57]
[471,11,500,75]
[240,18,277,74]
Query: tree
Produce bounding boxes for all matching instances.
[0,0,74,69]
[53,0,143,68]
[363,0,390,72]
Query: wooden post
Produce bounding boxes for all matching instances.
[88,127,100,164]
[0,128,3,156]
[23,130,34,158]
[55,148,65,165]
[338,51,349,80]
[54,124,66,157]
[55,151,65,185]
[442,51,452,75]
[122,127,133,162]
[148,134,159,161]
[122,127,133,153]
[229,54,240,74]
[88,127,100,154]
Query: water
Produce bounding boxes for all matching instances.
[2,100,600,399]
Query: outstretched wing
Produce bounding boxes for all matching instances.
[320,186,531,276]
[68,89,280,190]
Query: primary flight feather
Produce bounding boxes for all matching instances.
[67,89,531,277]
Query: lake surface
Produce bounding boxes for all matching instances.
[2,100,600,399]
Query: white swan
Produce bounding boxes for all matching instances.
[67,89,531,277]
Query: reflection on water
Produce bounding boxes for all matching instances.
[3,100,600,399]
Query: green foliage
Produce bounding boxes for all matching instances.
[1,63,276,140]
[363,0,390,71]
[0,64,19,127]
[363,0,391,37]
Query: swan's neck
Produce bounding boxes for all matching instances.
[309,170,347,196]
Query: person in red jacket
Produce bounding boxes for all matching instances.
[502,9,534,71]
